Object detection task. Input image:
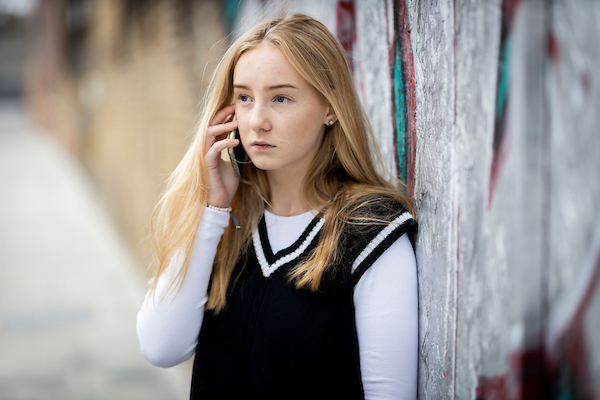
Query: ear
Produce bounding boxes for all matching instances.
[324,104,337,126]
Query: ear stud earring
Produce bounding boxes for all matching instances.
[328,119,335,126]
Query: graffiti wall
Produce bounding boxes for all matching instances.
[232,0,600,398]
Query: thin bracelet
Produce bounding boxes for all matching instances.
[206,204,232,213]
[206,204,241,230]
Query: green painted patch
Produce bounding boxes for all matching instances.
[394,43,407,181]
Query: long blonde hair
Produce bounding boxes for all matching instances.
[150,13,414,312]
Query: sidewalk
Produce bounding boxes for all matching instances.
[0,100,191,400]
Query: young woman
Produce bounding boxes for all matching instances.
[137,13,418,400]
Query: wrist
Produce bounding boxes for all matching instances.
[206,204,232,213]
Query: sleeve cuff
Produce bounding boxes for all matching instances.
[196,206,231,238]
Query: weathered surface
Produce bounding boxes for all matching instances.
[233,0,600,398]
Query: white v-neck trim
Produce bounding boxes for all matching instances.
[263,209,318,254]
[253,215,324,277]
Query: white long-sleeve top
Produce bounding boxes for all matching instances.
[137,207,417,399]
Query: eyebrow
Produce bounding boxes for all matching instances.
[233,83,299,91]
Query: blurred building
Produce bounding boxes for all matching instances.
[24,0,228,270]
[0,0,34,97]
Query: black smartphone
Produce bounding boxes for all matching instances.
[228,129,246,176]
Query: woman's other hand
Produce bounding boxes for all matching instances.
[204,104,241,208]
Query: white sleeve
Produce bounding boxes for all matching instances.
[353,233,418,400]
[136,207,230,368]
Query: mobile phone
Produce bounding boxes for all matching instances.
[228,129,246,176]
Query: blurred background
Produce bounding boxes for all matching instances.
[0,0,599,399]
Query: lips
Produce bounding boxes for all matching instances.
[251,141,275,150]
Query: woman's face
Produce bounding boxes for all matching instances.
[233,42,332,180]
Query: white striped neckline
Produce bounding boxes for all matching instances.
[253,218,325,277]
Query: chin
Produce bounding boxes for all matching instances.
[247,158,278,172]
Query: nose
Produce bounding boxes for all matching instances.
[248,102,271,133]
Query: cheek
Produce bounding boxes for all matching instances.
[235,113,251,139]
[283,104,324,129]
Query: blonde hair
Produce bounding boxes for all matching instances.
[150,13,414,312]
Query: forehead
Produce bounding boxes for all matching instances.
[233,42,307,87]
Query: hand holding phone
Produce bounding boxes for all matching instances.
[204,105,243,209]
[227,129,247,176]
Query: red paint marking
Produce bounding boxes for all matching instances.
[548,250,600,398]
[502,0,521,29]
[547,33,561,62]
[476,375,507,400]
[476,250,600,399]
[581,70,591,94]
[336,1,363,106]
[397,0,417,197]
[387,0,417,193]
[488,127,511,210]
[335,1,355,66]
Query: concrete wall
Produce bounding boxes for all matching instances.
[232,1,600,398]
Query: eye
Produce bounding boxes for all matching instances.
[275,96,289,103]
[238,95,249,102]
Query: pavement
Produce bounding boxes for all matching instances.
[0,99,192,400]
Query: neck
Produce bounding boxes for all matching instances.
[265,169,309,216]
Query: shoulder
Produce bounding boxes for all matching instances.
[345,198,417,241]
[340,199,417,283]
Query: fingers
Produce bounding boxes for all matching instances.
[206,105,238,146]
[209,104,236,125]
[207,119,238,140]
[205,138,240,162]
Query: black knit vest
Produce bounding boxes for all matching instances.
[190,205,415,400]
